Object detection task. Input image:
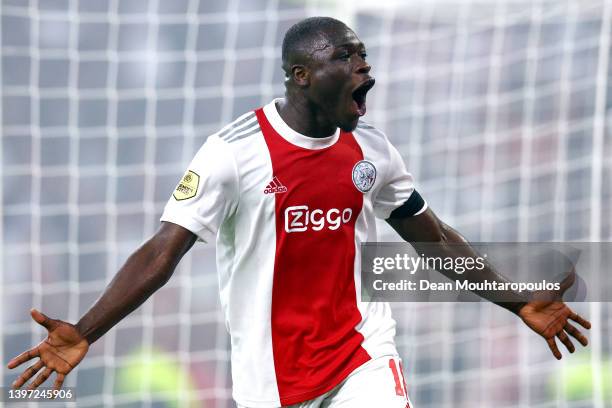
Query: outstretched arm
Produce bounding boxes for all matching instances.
[387,207,529,314]
[386,207,591,359]
[75,221,197,344]
[7,221,197,390]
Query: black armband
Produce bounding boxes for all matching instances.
[388,191,426,219]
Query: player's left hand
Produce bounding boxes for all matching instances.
[518,272,591,359]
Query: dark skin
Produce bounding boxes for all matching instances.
[7,222,196,390]
[278,25,373,136]
[387,209,591,359]
[8,23,590,391]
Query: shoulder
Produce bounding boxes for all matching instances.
[189,113,261,185]
[190,110,263,163]
[355,119,385,136]
[212,110,261,145]
[353,119,393,147]
[191,109,266,181]
[356,119,378,131]
[353,119,394,157]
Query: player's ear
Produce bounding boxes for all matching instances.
[290,65,310,87]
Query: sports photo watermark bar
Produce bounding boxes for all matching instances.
[361,243,611,302]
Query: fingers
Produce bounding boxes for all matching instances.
[52,373,66,392]
[570,311,591,329]
[30,309,56,331]
[564,322,589,346]
[546,337,562,360]
[12,360,44,388]
[556,331,575,353]
[7,347,40,369]
[27,367,53,390]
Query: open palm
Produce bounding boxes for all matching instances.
[7,309,89,390]
[519,301,591,359]
[519,271,591,359]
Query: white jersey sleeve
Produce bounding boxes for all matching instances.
[373,138,427,220]
[160,134,239,243]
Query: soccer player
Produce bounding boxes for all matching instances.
[8,17,591,407]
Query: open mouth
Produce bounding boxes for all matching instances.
[351,78,375,117]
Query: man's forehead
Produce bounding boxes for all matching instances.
[328,28,361,46]
[311,29,364,53]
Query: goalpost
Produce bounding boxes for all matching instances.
[1,0,610,407]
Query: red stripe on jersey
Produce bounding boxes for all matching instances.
[256,108,371,405]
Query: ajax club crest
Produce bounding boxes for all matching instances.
[352,160,376,193]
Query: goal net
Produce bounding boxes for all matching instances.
[1,0,611,407]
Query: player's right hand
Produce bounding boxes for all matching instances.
[6,308,89,391]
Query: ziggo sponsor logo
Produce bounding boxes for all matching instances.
[284,205,353,232]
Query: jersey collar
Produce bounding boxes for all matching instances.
[262,98,341,150]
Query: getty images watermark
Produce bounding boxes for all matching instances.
[361,243,610,302]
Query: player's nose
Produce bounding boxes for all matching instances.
[356,61,371,74]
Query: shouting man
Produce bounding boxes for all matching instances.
[8,17,590,408]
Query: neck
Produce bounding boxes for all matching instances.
[276,93,337,139]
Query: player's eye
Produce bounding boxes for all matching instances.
[338,53,350,60]
[360,52,367,60]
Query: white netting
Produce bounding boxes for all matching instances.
[1,0,611,407]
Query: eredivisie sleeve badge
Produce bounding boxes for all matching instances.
[173,170,200,200]
[352,160,376,193]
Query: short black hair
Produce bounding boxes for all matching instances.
[281,16,349,73]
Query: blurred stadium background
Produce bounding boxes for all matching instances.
[1,0,611,407]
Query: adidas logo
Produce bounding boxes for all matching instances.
[264,176,288,194]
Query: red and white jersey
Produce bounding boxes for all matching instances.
[160,99,426,407]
